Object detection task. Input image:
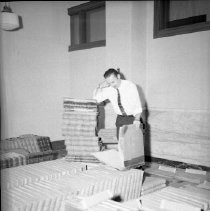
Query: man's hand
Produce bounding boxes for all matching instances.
[98,81,109,89]
[93,81,109,98]
[134,113,141,121]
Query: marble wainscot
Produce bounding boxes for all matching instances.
[145,109,210,167]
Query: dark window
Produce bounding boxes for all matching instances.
[154,0,210,38]
[68,1,105,51]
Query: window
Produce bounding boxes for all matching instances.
[154,0,210,38]
[68,1,105,51]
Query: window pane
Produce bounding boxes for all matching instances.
[153,0,210,38]
[86,7,105,42]
[169,0,210,21]
[71,14,80,45]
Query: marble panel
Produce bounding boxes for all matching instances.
[146,110,210,167]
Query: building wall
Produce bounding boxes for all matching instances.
[144,2,210,166]
[146,3,210,111]
[0,1,72,140]
[1,1,210,166]
[103,1,210,166]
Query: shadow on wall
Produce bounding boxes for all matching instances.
[121,70,151,155]
[17,16,23,30]
[97,100,106,131]
[136,85,151,159]
[10,16,23,31]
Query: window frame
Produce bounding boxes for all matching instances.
[154,0,210,39]
[68,1,106,51]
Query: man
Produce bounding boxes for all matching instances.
[93,68,142,138]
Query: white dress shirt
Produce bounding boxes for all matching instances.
[93,80,142,116]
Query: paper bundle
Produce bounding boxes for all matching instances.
[98,128,118,151]
[77,166,144,201]
[1,134,51,154]
[98,128,118,143]
[58,166,143,201]
[0,153,27,169]
[62,98,101,163]
[65,195,139,211]
[89,199,139,211]
[141,176,166,196]
[1,134,53,169]
[1,181,65,211]
[18,134,45,153]
[1,159,88,190]
[174,168,208,184]
[64,190,113,210]
[144,163,176,179]
[1,137,21,151]
[2,165,144,211]
[140,186,210,211]
[92,124,145,170]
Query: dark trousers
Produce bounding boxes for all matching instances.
[115,115,135,139]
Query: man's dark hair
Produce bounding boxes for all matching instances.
[104,68,119,78]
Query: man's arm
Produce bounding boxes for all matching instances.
[93,81,109,103]
[131,83,142,119]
